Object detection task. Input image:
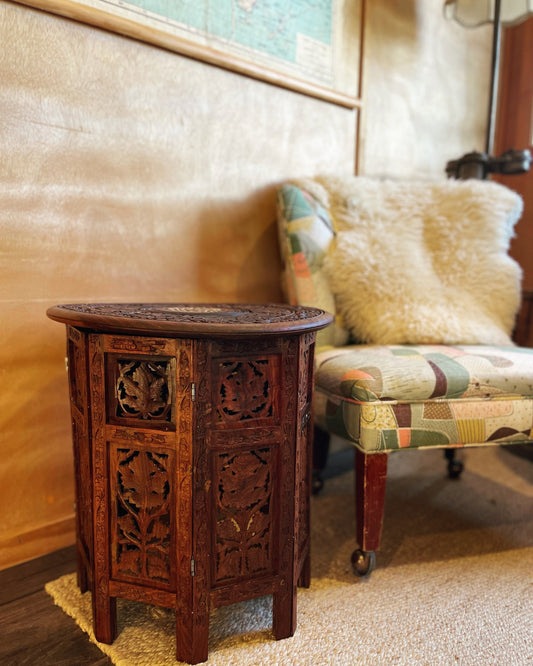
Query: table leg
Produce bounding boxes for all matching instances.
[76,546,88,593]
[92,594,117,644]
[176,609,209,664]
[272,584,297,640]
[298,550,311,588]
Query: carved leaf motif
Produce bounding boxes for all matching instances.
[146,551,170,582]
[114,449,171,585]
[119,452,169,513]
[117,546,142,577]
[116,361,170,420]
[215,449,273,581]
[217,359,273,422]
[218,455,270,507]
[118,513,141,546]
[147,518,170,544]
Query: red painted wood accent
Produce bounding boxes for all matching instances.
[354,449,389,553]
[49,303,332,664]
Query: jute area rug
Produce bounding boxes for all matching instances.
[46,445,533,665]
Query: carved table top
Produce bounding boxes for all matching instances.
[47,303,333,338]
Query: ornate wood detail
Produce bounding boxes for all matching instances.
[68,325,82,343]
[174,340,198,658]
[55,302,329,326]
[67,327,92,592]
[116,359,172,421]
[108,579,176,608]
[214,447,274,583]
[211,427,278,449]
[178,339,211,664]
[107,427,171,447]
[215,358,277,423]
[71,415,93,568]
[106,336,171,354]
[88,333,117,644]
[49,304,328,664]
[295,334,315,571]
[112,448,173,587]
[273,336,299,639]
[106,355,176,429]
[68,335,87,414]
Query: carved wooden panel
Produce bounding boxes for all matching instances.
[295,335,315,564]
[104,335,173,355]
[111,447,174,588]
[88,333,117,642]
[67,329,87,414]
[277,337,299,588]
[106,355,176,430]
[52,305,326,662]
[213,447,274,584]
[71,414,93,562]
[67,327,93,586]
[213,355,280,426]
[56,302,329,329]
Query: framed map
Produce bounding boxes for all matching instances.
[16,0,361,108]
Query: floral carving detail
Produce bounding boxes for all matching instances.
[59,302,327,325]
[217,359,273,422]
[214,448,273,582]
[114,449,171,585]
[116,360,172,421]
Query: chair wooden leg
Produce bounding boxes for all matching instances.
[312,426,330,494]
[352,449,388,577]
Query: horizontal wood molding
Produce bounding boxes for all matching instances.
[0,516,75,571]
[0,0,359,571]
[16,0,362,109]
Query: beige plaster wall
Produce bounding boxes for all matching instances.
[0,0,358,568]
[0,0,492,569]
[360,0,492,178]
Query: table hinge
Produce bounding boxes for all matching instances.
[190,557,196,576]
[301,409,311,431]
[191,383,196,402]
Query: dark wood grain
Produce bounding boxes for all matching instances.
[0,546,111,666]
[89,333,117,645]
[47,303,333,338]
[67,326,93,595]
[49,303,329,664]
[355,450,389,552]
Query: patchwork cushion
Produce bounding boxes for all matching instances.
[276,183,349,348]
[314,344,533,453]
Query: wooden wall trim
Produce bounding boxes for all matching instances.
[0,516,75,571]
[0,1,359,570]
[16,0,362,109]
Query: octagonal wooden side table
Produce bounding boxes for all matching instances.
[47,303,332,664]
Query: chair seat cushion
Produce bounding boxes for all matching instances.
[314,344,533,452]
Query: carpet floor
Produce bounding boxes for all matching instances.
[46,445,533,665]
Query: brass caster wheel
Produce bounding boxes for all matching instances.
[351,549,376,578]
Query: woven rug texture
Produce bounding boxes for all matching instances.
[46,445,533,665]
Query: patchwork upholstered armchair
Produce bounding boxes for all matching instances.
[276,175,533,577]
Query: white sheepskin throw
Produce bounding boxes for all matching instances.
[301,175,523,346]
